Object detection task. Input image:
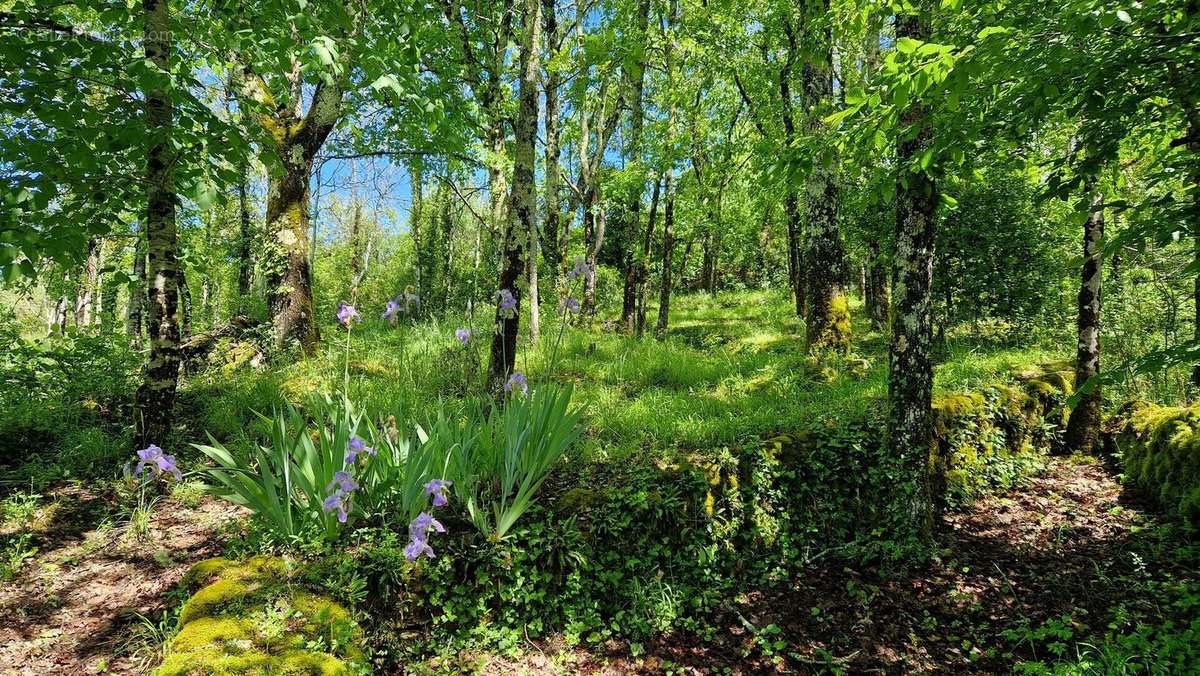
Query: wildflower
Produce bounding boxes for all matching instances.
[564,297,580,314]
[322,471,359,524]
[455,328,471,345]
[405,511,446,561]
[133,444,182,481]
[504,372,529,396]
[381,300,400,323]
[496,289,517,318]
[424,479,452,508]
[568,256,593,283]
[323,491,351,523]
[345,436,376,465]
[336,302,360,327]
[325,471,359,494]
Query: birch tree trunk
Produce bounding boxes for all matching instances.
[1064,182,1105,454]
[75,237,100,327]
[656,170,676,335]
[135,0,181,447]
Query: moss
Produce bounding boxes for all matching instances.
[160,557,362,676]
[1113,402,1200,525]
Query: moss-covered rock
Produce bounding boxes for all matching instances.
[1108,401,1200,524]
[157,557,364,676]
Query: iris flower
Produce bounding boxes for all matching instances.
[424,479,452,507]
[134,444,182,481]
[505,372,529,396]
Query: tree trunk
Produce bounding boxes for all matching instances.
[866,238,889,329]
[582,185,605,324]
[1064,182,1104,454]
[701,227,716,293]
[100,244,118,332]
[488,0,541,394]
[127,231,146,342]
[236,159,253,304]
[410,159,424,305]
[779,28,805,318]
[636,176,662,338]
[75,237,101,327]
[802,0,850,355]
[528,181,541,343]
[886,5,936,541]
[135,0,181,447]
[264,156,321,353]
[619,0,652,334]
[656,171,676,336]
[542,0,564,288]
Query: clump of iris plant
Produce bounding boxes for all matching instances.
[381,299,401,324]
[336,302,361,327]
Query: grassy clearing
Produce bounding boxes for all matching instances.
[181,290,1065,464]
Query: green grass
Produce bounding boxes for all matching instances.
[180,290,1067,462]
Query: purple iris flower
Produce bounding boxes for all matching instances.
[404,538,435,560]
[455,328,471,345]
[322,491,351,523]
[504,372,529,396]
[325,470,359,494]
[345,437,375,465]
[134,444,182,481]
[564,298,580,314]
[382,300,400,323]
[568,257,593,283]
[424,479,452,508]
[496,289,517,318]
[405,511,446,561]
[336,302,360,327]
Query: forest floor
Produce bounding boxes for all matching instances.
[3,454,1188,674]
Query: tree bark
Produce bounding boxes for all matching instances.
[127,231,146,342]
[802,0,850,355]
[1064,182,1104,454]
[264,155,320,353]
[656,170,676,336]
[75,237,100,327]
[886,6,936,541]
[635,176,662,338]
[488,0,541,394]
[236,159,253,304]
[135,0,181,448]
[866,238,890,329]
[582,184,605,325]
[409,159,424,305]
[542,0,564,288]
[779,22,805,317]
[619,0,652,334]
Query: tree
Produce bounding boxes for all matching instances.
[886,5,937,540]
[1064,168,1105,453]
[801,0,850,354]
[488,0,541,393]
[135,0,181,447]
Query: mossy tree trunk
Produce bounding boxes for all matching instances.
[1065,182,1105,453]
[488,0,540,394]
[135,0,181,448]
[802,0,850,355]
[885,4,937,542]
[74,237,100,327]
[264,150,321,353]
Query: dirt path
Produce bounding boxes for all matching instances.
[464,457,1191,674]
[0,489,239,675]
